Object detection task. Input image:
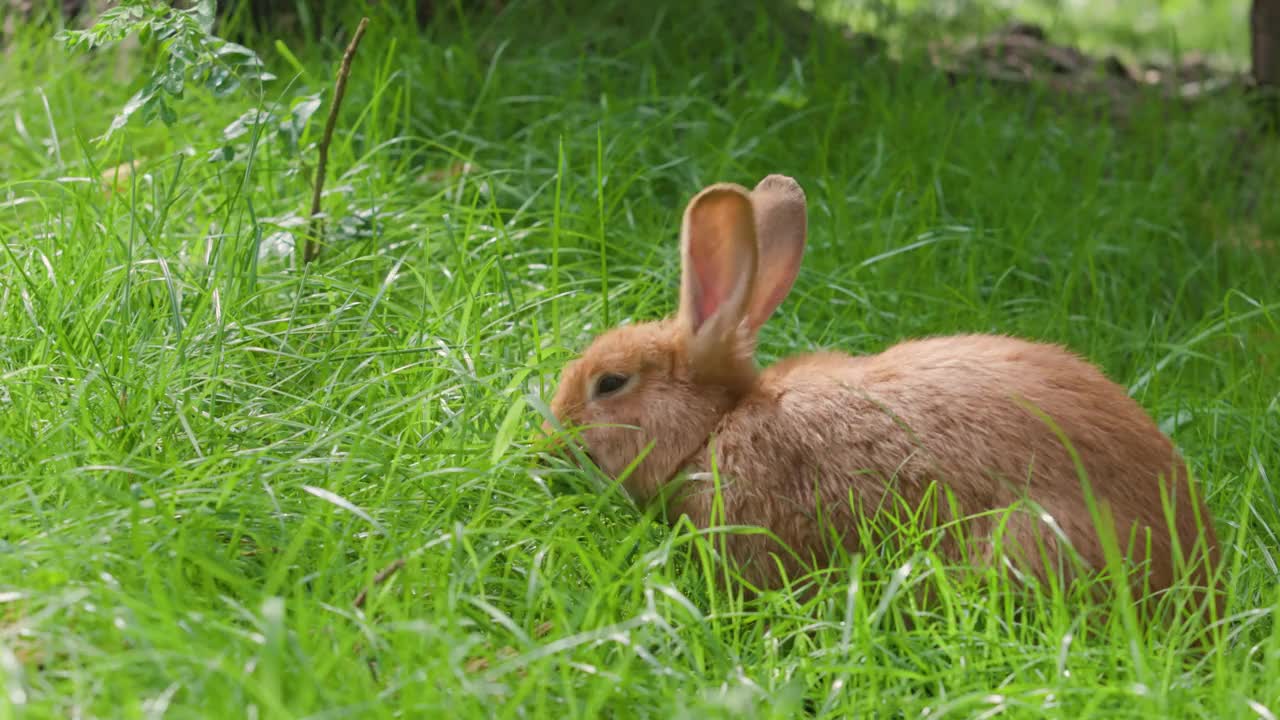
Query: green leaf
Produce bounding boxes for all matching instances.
[222,108,272,141]
[207,67,242,98]
[141,95,166,125]
[291,94,323,126]
[207,145,236,163]
[192,0,216,33]
[54,29,78,47]
[161,65,185,96]
[217,42,259,60]
[103,86,153,141]
[148,12,177,40]
[170,39,197,65]
[241,69,277,84]
[277,94,322,153]
[159,99,177,125]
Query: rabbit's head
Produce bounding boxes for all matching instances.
[542,175,808,506]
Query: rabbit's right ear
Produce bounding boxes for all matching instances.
[678,183,758,375]
[746,174,807,332]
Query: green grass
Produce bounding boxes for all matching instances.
[2,0,1279,717]
[816,0,1252,69]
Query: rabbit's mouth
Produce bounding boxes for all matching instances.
[545,440,599,473]
[558,444,597,470]
[534,420,593,467]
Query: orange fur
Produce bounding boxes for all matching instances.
[543,175,1221,621]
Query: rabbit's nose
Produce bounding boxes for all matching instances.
[537,419,565,445]
[532,423,596,471]
[534,420,570,463]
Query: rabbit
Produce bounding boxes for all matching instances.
[540,173,1222,619]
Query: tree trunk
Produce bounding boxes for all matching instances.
[1253,0,1280,124]
[1255,0,1280,85]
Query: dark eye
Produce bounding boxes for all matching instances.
[593,373,630,398]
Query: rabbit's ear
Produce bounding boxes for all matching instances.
[678,183,758,371]
[746,174,807,332]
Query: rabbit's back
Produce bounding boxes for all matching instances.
[677,334,1217,596]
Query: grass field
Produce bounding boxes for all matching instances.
[2,0,1279,717]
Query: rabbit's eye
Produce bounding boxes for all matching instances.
[592,373,631,399]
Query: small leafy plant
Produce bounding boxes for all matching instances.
[58,0,275,141]
[210,94,322,165]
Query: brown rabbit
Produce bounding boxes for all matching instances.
[542,174,1221,618]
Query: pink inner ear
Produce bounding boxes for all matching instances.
[689,240,726,329]
[682,185,756,335]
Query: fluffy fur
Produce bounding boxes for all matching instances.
[543,174,1221,618]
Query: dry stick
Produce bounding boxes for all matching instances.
[303,16,370,265]
[353,557,405,610]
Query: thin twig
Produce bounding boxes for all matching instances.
[353,557,405,610]
[303,16,370,265]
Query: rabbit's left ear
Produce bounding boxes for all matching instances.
[745,174,807,332]
[678,183,758,374]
